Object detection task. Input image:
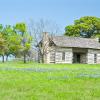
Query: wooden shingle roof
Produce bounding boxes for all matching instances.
[52,36,100,49]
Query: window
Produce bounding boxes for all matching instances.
[62,52,65,61]
[94,54,97,63]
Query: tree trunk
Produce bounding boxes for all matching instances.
[42,57,44,63]
[6,55,8,61]
[24,53,26,63]
[41,54,44,63]
[2,55,5,63]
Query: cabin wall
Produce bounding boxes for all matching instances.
[49,47,73,64]
[80,54,87,64]
[87,49,100,64]
[43,46,100,64]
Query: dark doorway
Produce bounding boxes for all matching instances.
[77,54,80,63]
[73,53,81,63]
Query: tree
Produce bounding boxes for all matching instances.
[15,23,27,36]
[8,34,22,58]
[21,33,32,63]
[0,24,9,62]
[15,23,32,63]
[65,16,100,38]
[2,25,16,61]
[0,33,7,62]
[28,19,60,63]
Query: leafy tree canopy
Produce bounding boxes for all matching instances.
[15,23,27,36]
[65,16,100,38]
[0,23,33,63]
[14,22,32,63]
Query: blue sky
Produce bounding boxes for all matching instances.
[0,0,100,33]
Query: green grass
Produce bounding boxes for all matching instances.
[0,61,100,100]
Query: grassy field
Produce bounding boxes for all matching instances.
[0,61,100,100]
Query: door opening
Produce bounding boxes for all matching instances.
[73,53,81,63]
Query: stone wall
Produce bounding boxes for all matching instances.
[87,49,100,64]
[97,54,100,64]
[49,51,55,63]
[46,47,100,64]
[80,54,87,64]
[49,47,73,64]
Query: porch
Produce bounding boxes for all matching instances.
[72,48,88,64]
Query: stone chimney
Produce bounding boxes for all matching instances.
[42,32,49,44]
